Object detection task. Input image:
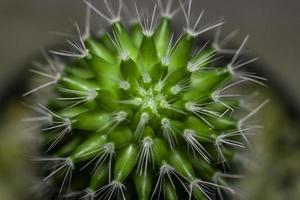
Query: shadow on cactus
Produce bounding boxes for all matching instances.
[23,0,269,199]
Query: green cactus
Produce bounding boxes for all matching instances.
[24,0,269,199]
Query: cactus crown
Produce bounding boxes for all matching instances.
[25,0,268,199]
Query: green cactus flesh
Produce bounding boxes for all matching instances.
[25,1,267,199]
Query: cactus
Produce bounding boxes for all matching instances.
[24,0,269,199]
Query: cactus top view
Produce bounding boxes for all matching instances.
[23,0,269,199]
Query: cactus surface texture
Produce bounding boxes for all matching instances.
[24,0,268,199]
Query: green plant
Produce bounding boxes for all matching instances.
[24,0,268,199]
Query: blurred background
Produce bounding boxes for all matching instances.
[0,0,299,199]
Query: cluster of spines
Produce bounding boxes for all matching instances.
[23,0,269,199]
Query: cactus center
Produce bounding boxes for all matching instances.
[136,86,167,114]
